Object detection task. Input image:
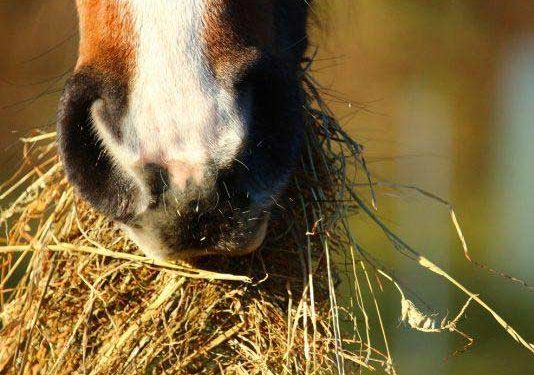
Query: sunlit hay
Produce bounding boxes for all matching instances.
[0,68,532,374]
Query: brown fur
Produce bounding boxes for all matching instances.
[203,0,275,82]
[76,0,136,81]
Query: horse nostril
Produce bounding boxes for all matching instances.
[57,68,141,221]
[143,163,170,197]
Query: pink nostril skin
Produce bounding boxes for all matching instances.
[135,147,207,193]
[167,160,205,190]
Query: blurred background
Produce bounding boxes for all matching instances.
[0,1,532,373]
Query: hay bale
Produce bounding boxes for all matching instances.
[0,74,387,374]
[1,73,531,374]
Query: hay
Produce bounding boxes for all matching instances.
[0,70,532,374]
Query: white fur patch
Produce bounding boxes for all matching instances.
[92,0,248,208]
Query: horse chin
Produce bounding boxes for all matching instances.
[121,214,270,262]
[226,215,269,257]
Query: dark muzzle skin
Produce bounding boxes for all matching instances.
[58,2,311,260]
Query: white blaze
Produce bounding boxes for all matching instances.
[92,0,246,197]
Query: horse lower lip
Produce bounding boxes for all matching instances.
[241,216,269,253]
[170,215,270,260]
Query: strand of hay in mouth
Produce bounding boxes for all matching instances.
[1,71,532,374]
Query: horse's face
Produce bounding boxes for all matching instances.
[58,0,310,259]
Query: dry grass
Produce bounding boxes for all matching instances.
[0,70,532,374]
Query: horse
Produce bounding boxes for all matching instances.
[58,0,311,260]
